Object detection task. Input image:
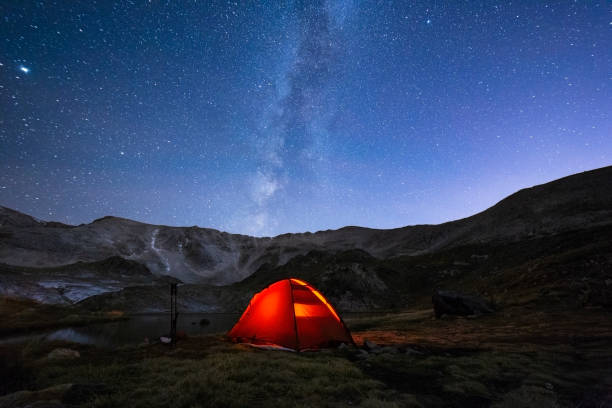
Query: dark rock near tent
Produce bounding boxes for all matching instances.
[401,346,424,355]
[335,342,357,358]
[199,318,210,326]
[432,290,494,318]
[338,343,357,352]
[374,346,399,355]
[363,340,380,351]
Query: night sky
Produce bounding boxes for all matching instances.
[1,1,610,236]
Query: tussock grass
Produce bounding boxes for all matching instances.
[29,338,407,408]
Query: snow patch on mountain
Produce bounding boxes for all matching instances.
[151,228,170,274]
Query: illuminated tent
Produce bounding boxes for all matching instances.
[228,278,354,351]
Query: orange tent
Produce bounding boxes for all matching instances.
[228,278,354,351]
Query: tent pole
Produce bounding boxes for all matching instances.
[288,279,300,352]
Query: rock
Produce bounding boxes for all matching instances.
[356,349,370,359]
[62,383,108,405]
[337,342,349,350]
[47,348,80,360]
[160,336,172,344]
[199,318,210,326]
[377,346,399,354]
[363,340,380,351]
[432,290,494,318]
[402,346,423,355]
[363,343,400,354]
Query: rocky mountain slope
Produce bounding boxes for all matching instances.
[76,222,612,313]
[0,257,179,305]
[1,165,611,311]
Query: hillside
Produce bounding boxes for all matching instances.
[1,166,610,278]
[1,166,610,312]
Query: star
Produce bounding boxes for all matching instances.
[0,1,608,236]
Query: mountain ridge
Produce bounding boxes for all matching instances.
[4,165,611,235]
[1,165,611,309]
[1,165,611,281]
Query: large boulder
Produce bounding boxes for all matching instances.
[432,290,494,318]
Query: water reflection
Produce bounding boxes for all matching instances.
[1,313,239,348]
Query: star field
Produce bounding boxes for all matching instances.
[1,1,610,236]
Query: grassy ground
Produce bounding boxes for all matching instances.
[347,307,612,407]
[1,306,611,407]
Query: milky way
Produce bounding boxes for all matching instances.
[1,1,610,236]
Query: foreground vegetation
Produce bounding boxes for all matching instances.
[1,305,611,408]
[2,224,611,407]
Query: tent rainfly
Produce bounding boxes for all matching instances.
[227,278,354,351]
